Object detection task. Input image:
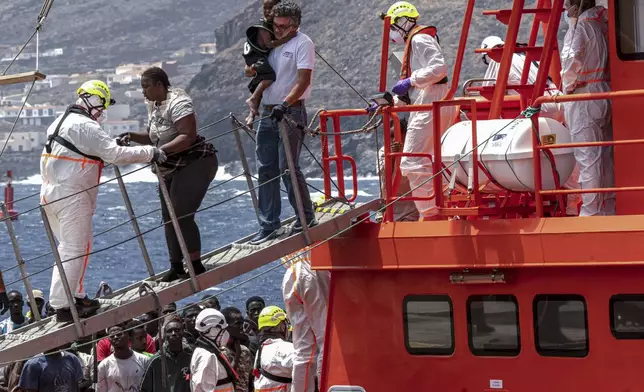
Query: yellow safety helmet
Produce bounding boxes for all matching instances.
[258,305,288,330]
[77,80,115,109]
[386,1,420,24]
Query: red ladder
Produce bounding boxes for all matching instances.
[474,0,564,118]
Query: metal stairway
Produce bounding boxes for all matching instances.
[0,198,380,363]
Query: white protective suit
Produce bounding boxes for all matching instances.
[282,248,330,392]
[484,51,581,215]
[483,52,565,122]
[561,6,615,216]
[254,338,295,392]
[40,109,155,309]
[398,32,457,218]
[190,346,234,392]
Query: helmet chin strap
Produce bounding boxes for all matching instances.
[78,94,106,121]
[395,17,416,39]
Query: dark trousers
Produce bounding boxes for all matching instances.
[159,154,218,263]
[255,105,314,231]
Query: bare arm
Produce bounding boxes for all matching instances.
[159,113,198,154]
[264,30,298,49]
[244,65,256,77]
[129,131,152,145]
[284,69,312,105]
[0,272,5,293]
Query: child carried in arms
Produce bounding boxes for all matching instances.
[243,0,297,125]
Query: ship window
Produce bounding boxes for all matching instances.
[534,295,588,357]
[467,295,520,356]
[610,295,644,339]
[616,0,644,60]
[403,295,454,355]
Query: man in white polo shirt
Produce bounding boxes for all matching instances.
[250,1,317,245]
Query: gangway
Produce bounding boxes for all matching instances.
[0,198,378,362]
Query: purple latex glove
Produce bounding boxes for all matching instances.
[366,102,379,113]
[392,78,413,96]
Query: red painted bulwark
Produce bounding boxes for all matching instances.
[322,267,644,391]
[608,0,644,215]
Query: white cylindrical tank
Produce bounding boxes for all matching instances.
[440,118,575,193]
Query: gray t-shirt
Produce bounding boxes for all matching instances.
[146,88,195,147]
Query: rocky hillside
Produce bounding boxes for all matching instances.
[0,0,253,72]
[187,0,548,175]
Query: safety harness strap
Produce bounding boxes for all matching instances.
[195,337,240,386]
[401,25,444,81]
[253,338,293,385]
[259,368,293,384]
[216,376,234,386]
[45,105,103,163]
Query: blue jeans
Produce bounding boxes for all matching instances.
[256,105,314,231]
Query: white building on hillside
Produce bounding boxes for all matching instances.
[102,120,140,137]
[0,129,44,152]
[0,105,62,127]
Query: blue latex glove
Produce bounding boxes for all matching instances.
[271,102,290,122]
[392,78,413,96]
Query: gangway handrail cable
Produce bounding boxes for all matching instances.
[0,172,248,275]
[0,81,37,157]
[0,107,538,365]
[7,112,238,207]
[0,113,270,222]
[3,171,289,287]
[0,1,54,159]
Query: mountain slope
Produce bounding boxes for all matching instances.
[187,0,543,173]
[0,0,253,72]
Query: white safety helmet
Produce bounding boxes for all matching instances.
[480,36,505,65]
[195,308,230,346]
[481,36,505,52]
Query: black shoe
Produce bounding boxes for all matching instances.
[290,218,319,235]
[191,259,206,275]
[75,296,101,317]
[249,229,279,245]
[55,308,73,323]
[55,297,101,323]
[160,268,189,283]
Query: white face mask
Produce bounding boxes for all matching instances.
[564,7,578,29]
[390,29,405,44]
[216,330,230,347]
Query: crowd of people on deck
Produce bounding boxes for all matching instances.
[0,0,615,389]
[0,286,326,392]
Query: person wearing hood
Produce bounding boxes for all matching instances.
[253,306,294,392]
[190,308,238,392]
[385,1,457,220]
[282,248,329,392]
[480,36,581,215]
[41,80,166,322]
[560,0,615,216]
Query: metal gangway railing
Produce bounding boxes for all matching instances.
[0,110,381,363]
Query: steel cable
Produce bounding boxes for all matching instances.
[4,172,287,286]
[0,114,270,222]
[0,109,533,365]
[1,173,247,276]
[7,113,237,207]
